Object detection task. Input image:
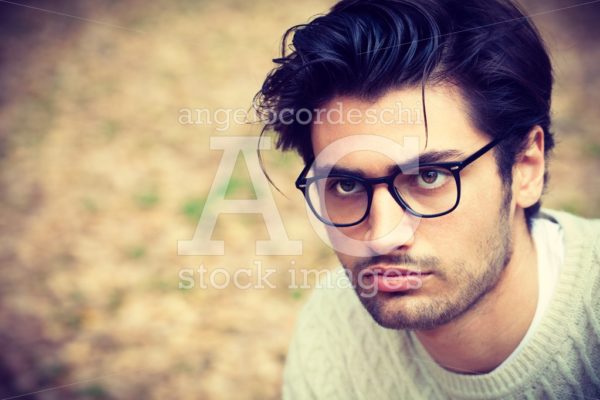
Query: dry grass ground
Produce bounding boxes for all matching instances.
[0,0,598,399]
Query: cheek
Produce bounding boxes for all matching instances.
[458,159,507,215]
[428,193,505,263]
[416,208,488,261]
[445,171,505,237]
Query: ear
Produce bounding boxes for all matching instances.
[513,126,545,209]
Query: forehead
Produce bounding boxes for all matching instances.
[310,85,488,171]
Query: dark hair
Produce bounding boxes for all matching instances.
[255,0,554,225]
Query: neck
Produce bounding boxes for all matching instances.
[415,213,538,374]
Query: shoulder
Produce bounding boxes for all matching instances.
[293,266,388,343]
[541,209,600,329]
[282,267,363,398]
[299,266,363,322]
[540,208,600,240]
[283,266,412,399]
[539,209,600,272]
[287,266,371,359]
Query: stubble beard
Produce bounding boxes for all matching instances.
[345,192,514,331]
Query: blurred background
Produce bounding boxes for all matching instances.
[0,0,598,398]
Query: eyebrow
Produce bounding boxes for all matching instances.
[315,149,466,177]
[410,149,465,165]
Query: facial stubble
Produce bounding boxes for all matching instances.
[343,193,514,330]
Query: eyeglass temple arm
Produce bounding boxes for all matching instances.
[295,160,314,188]
[453,136,505,171]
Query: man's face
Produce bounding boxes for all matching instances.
[310,85,515,330]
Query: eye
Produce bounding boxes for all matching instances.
[415,168,450,189]
[329,178,363,195]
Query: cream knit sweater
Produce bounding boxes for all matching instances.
[283,210,600,399]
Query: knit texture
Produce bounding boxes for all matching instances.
[283,210,600,399]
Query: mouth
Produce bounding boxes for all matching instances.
[364,265,431,277]
[361,265,432,293]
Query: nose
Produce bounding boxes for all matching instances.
[364,185,416,255]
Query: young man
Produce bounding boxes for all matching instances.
[255,0,600,398]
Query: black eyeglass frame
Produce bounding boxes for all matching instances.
[295,137,505,227]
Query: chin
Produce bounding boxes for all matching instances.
[357,290,467,331]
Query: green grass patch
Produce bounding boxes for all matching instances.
[125,245,146,260]
[134,189,160,209]
[101,119,121,140]
[290,289,303,300]
[558,200,583,215]
[583,141,600,158]
[181,197,206,223]
[76,384,110,399]
[81,197,99,213]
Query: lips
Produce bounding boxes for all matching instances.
[364,266,429,277]
[361,266,431,293]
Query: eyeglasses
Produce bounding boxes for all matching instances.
[295,137,504,227]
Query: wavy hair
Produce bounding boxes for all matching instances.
[255,0,554,224]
